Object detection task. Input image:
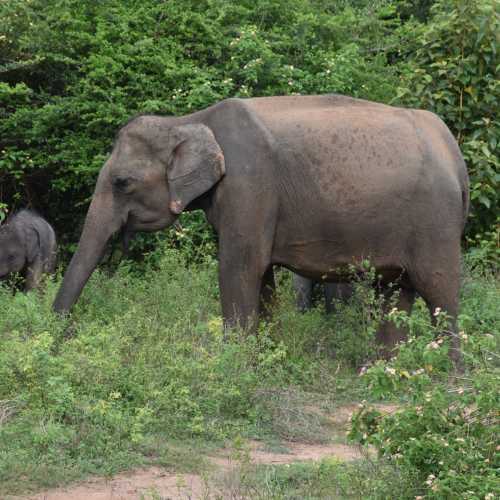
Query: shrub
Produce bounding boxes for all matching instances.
[349,268,500,499]
[395,0,499,240]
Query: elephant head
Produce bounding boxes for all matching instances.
[53,116,225,312]
[0,224,26,278]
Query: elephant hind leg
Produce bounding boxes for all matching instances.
[406,249,463,370]
[293,274,313,312]
[376,286,416,360]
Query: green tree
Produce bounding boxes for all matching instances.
[395,0,499,240]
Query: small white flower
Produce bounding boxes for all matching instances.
[385,367,396,375]
[288,80,293,85]
[433,307,442,316]
[426,341,440,350]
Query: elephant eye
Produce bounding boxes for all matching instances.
[113,176,134,193]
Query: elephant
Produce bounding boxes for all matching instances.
[293,273,353,313]
[53,94,469,367]
[0,209,57,290]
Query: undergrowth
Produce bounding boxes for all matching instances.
[0,247,498,498]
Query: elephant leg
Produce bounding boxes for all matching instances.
[293,274,313,312]
[260,265,275,321]
[218,248,270,332]
[408,250,463,370]
[25,259,44,291]
[324,283,353,313]
[376,286,416,359]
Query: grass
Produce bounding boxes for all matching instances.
[0,247,498,497]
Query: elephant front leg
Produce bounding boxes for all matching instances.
[25,259,44,291]
[218,252,270,333]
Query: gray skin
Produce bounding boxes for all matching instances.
[293,274,353,314]
[0,210,57,290]
[53,95,469,367]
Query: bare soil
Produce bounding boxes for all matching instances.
[18,403,398,500]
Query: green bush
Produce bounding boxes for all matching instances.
[0,0,408,258]
[395,0,499,241]
[349,267,500,499]
[1,243,498,495]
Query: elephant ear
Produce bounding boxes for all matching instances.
[24,225,40,263]
[166,124,225,214]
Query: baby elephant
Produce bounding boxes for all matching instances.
[0,210,57,290]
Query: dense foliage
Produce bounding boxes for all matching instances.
[0,1,499,497]
[350,271,500,498]
[1,0,498,259]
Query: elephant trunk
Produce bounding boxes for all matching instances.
[53,192,123,313]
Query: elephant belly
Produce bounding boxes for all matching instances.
[272,235,408,285]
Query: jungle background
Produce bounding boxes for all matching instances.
[0,0,498,498]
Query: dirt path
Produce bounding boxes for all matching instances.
[23,442,363,500]
[20,404,397,500]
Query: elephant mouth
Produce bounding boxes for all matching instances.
[127,214,174,232]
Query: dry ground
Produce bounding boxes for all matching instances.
[16,404,398,500]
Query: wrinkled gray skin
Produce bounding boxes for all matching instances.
[0,210,57,290]
[293,274,353,314]
[53,95,469,367]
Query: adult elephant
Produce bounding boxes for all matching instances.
[53,95,469,366]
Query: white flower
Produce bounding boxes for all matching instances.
[485,494,494,500]
[426,341,440,350]
[433,307,442,316]
[385,367,396,375]
[288,80,293,85]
